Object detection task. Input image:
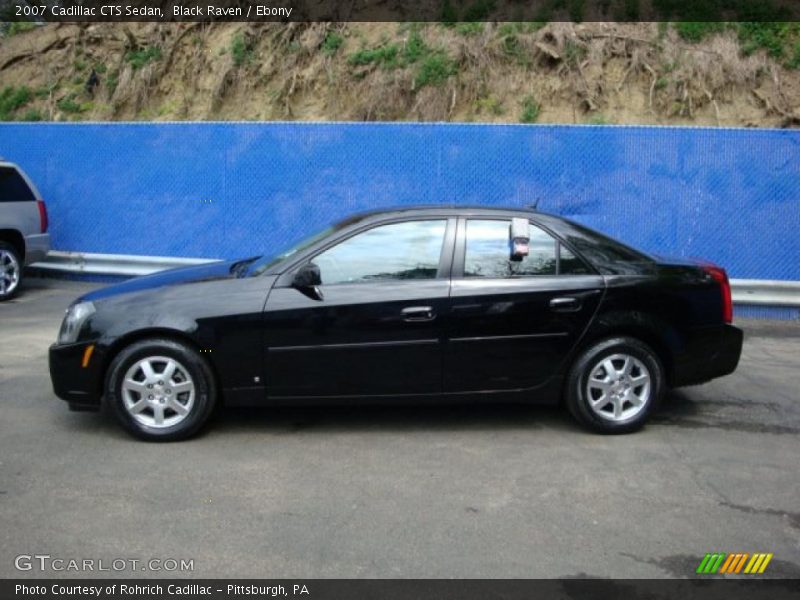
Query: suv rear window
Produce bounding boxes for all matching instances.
[0,167,36,202]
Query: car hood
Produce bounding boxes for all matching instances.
[77,259,247,303]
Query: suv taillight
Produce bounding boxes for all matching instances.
[703,265,732,324]
[37,199,48,233]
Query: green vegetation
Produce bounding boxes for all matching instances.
[519,96,540,123]
[787,42,800,69]
[348,44,401,68]
[440,0,457,24]
[671,21,800,61]
[462,0,495,21]
[415,53,458,87]
[568,0,585,22]
[106,69,119,95]
[56,93,89,114]
[564,40,587,65]
[497,23,545,66]
[737,22,797,58]
[230,33,254,67]
[20,108,44,121]
[454,22,484,36]
[0,86,32,120]
[619,0,640,21]
[586,113,613,125]
[497,22,547,36]
[674,22,725,43]
[125,46,162,70]
[404,29,428,63]
[6,22,37,36]
[474,95,504,115]
[348,29,458,88]
[35,85,54,99]
[321,32,344,56]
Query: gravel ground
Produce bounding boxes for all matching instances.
[1,277,798,579]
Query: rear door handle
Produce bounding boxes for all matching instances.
[549,297,580,311]
[402,306,436,322]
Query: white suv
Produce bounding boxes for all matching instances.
[0,161,50,300]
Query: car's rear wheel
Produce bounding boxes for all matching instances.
[0,241,22,301]
[106,338,216,441]
[565,336,663,434]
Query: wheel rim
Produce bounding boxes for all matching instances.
[585,353,651,422]
[0,249,20,296]
[121,356,195,429]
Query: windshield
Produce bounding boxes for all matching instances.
[249,225,335,275]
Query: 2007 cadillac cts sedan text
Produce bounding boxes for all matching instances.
[49,207,743,441]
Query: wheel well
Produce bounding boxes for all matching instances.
[100,329,223,401]
[573,326,675,387]
[0,229,25,262]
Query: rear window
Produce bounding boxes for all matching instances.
[556,219,653,275]
[0,166,36,202]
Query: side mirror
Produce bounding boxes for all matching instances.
[292,263,323,300]
[509,217,530,262]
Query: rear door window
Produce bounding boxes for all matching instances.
[464,219,590,278]
[0,167,36,202]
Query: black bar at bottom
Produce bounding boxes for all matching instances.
[2,579,800,600]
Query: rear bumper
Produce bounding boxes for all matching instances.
[672,324,743,387]
[24,232,50,265]
[49,341,104,408]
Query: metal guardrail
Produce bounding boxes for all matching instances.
[30,251,800,307]
[30,251,218,277]
[730,279,800,308]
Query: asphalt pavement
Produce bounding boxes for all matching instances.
[1,277,798,578]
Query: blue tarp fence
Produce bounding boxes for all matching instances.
[1,122,798,282]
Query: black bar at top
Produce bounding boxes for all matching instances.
[3,0,800,22]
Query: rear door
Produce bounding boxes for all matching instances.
[444,217,604,393]
[263,217,456,399]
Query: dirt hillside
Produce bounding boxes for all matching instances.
[1,21,799,126]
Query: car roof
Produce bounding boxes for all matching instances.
[336,204,557,227]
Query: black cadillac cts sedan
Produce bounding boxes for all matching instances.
[50,206,742,441]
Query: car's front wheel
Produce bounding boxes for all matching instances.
[105,338,217,441]
[0,241,22,301]
[565,336,664,434]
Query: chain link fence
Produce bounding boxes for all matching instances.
[2,122,798,282]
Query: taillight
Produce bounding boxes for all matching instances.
[703,265,732,324]
[37,199,48,233]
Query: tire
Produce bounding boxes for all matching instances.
[564,336,664,434]
[105,338,217,441]
[0,241,23,301]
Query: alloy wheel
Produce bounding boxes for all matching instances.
[121,356,195,428]
[585,353,651,422]
[0,249,20,297]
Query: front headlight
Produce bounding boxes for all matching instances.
[57,301,96,344]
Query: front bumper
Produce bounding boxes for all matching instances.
[49,341,105,409]
[24,233,50,265]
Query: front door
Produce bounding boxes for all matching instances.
[444,218,604,393]
[263,218,455,399]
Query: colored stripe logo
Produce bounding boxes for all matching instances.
[696,553,773,574]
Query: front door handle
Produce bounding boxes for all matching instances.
[549,297,581,311]
[402,306,436,322]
